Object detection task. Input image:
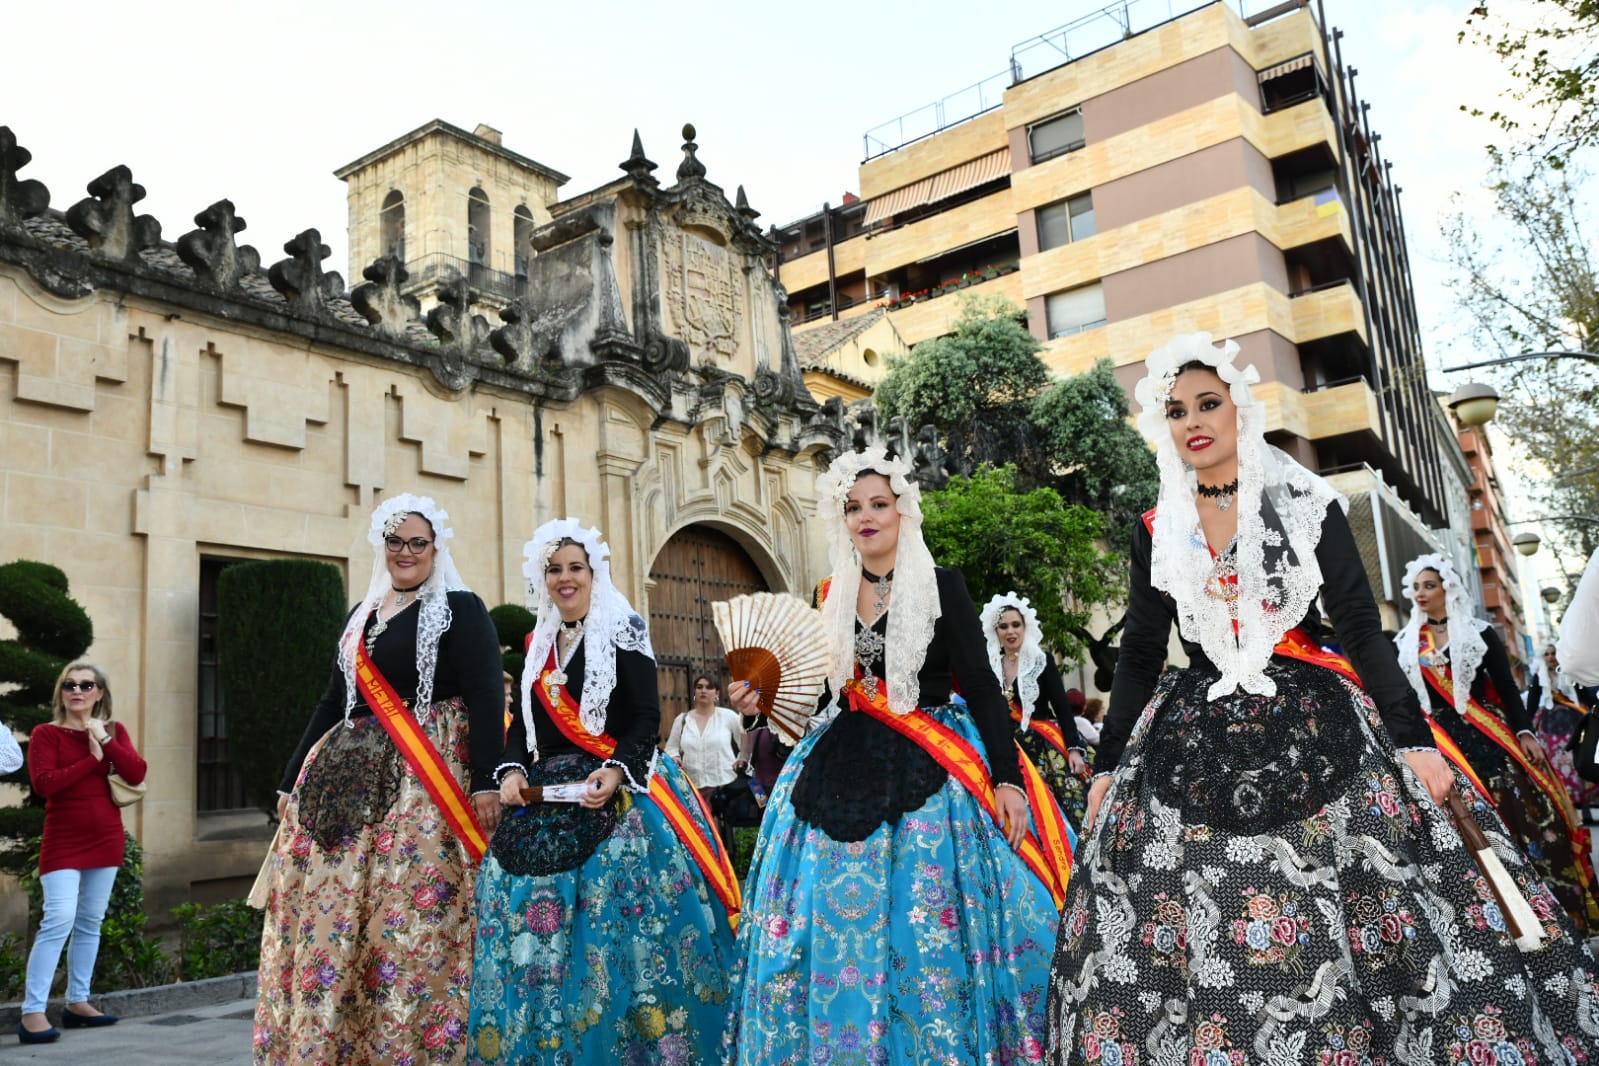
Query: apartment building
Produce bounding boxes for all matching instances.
[776,0,1455,613]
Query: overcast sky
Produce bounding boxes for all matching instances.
[2,0,1581,595]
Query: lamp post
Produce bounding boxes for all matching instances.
[1541,585,1562,605]
[1442,350,1599,374]
[1447,382,1500,427]
[1512,531,1541,557]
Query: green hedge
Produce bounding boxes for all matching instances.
[218,559,347,814]
[490,603,535,679]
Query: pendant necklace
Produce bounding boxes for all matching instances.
[546,618,584,704]
[365,581,426,655]
[856,567,894,699]
[862,566,895,621]
[1197,478,1240,511]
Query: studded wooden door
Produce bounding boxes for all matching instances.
[647,525,769,743]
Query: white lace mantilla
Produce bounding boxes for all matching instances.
[1135,334,1342,700]
[1394,552,1489,719]
[981,591,1045,728]
[518,518,655,772]
[816,446,939,717]
[337,493,469,725]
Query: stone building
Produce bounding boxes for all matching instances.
[0,121,841,920]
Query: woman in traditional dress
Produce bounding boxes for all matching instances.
[1396,556,1599,932]
[468,518,736,1065]
[1527,642,1599,813]
[255,494,504,1066]
[722,446,1067,1066]
[1047,333,1599,1065]
[983,591,1092,829]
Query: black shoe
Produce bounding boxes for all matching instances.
[16,1022,61,1044]
[61,1009,119,1029]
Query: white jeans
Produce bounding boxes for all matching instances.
[22,866,118,1013]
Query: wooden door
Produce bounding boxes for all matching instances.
[648,525,769,742]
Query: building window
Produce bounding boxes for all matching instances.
[197,556,250,813]
[1036,192,1096,252]
[380,190,405,262]
[513,205,535,279]
[1028,108,1085,164]
[1045,283,1107,339]
[467,187,491,267]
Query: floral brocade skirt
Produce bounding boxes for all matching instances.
[467,751,735,1066]
[722,702,1061,1066]
[254,702,478,1066]
[1535,698,1599,811]
[1431,700,1599,933]
[1046,657,1599,1066]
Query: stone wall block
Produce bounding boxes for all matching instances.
[393,380,488,481]
[215,340,331,449]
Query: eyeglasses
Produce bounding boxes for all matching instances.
[384,536,433,555]
[61,681,100,693]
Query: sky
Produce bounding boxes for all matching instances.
[0,0,1582,594]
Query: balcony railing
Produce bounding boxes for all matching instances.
[404,253,528,302]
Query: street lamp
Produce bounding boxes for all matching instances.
[1447,381,1500,427]
[1541,586,1563,605]
[1512,531,1541,557]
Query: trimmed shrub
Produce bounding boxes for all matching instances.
[172,899,263,981]
[490,603,536,679]
[218,559,347,814]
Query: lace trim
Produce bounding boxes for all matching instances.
[1536,659,1580,710]
[336,493,469,725]
[1394,553,1489,720]
[519,519,656,744]
[980,592,1045,729]
[493,761,528,783]
[816,446,940,717]
[995,781,1027,799]
[602,753,651,795]
[1394,745,1440,755]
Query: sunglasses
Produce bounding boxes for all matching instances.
[384,536,433,554]
[61,681,100,693]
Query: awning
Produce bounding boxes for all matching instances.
[863,148,1011,227]
[1258,53,1315,82]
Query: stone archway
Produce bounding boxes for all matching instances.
[647,524,770,742]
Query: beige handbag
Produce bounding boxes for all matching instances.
[107,768,146,807]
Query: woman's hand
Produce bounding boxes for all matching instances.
[996,785,1029,850]
[473,793,502,834]
[1402,749,1455,806]
[1067,750,1088,778]
[732,757,749,775]
[276,793,290,822]
[499,770,529,807]
[581,766,624,809]
[86,732,104,762]
[1084,775,1111,833]
[1518,732,1552,773]
[727,680,762,718]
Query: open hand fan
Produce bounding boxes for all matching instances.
[713,592,828,745]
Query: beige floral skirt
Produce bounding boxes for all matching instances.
[254,701,477,1066]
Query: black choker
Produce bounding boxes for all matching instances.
[1427,616,1449,626]
[391,580,425,593]
[861,566,895,583]
[559,617,585,630]
[1196,479,1239,499]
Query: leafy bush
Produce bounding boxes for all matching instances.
[0,932,25,1001]
[218,560,347,813]
[172,899,263,981]
[490,603,536,680]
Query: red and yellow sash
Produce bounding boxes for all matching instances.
[1009,700,1075,765]
[353,643,486,863]
[844,670,1073,909]
[533,654,741,930]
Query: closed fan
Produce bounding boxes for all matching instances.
[712,592,829,746]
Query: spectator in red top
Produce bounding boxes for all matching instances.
[18,663,145,1044]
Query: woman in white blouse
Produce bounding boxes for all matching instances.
[665,673,745,799]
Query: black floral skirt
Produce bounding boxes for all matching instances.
[1018,726,1088,833]
[1047,656,1599,1066]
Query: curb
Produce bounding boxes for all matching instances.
[0,971,257,1028]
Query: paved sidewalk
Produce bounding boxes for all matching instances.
[3,998,253,1064]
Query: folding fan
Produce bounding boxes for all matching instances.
[713,592,829,745]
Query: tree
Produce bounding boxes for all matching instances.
[1032,358,1160,544]
[875,295,1049,473]
[0,561,93,871]
[1462,2,1599,164]
[1444,153,1599,561]
[920,466,1124,661]
[218,559,348,814]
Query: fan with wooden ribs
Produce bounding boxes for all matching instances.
[712,592,829,745]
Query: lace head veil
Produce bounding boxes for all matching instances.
[1394,553,1489,719]
[815,445,940,717]
[1133,332,1342,700]
[980,591,1045,728]
[518,518,655,758]
[336,493,470,723]
[1535,645,1577,710]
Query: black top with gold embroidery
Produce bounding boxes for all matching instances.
[279,590,505,794]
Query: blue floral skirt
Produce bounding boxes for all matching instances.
[467,752,735,1065]
[722,702,1061,1065]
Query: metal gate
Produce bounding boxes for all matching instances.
[647,525,769,743]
